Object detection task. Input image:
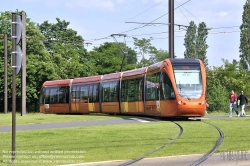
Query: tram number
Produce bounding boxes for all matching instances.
[182,73,190,76]
[182,66,190,69]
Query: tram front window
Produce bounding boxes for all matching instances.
[173,65,202,100]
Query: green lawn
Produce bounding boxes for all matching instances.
[0,121,178,166]
[0,113,249,166]
[204,118,250,152]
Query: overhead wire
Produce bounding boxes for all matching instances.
[24,29,241,48]
[84,24,241,42]
[84,0,193,44]
[19,1,242,48]
[127,0,167,21]
[174,0,201,23]
[26,14,44,23]
[119,0,192,34]
[174,0,189,23]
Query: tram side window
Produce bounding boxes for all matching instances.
[121,78,143,102]
[80,85,89,103]
[121,80,128,102]
[40,86,69,104]
[135,78,143,101]
[128,79,135,101]
[72,86,76,100]
[50,88,58,103]
[102,83,110,102]
[110,82,117,102]
[146,73,160,100]
[89,84,93,102]
[72,86,80,102]
[102,81,118,102]
[58,87,67,103]
[161,72,175,100]
[92,84,99,102]
[39,88,50,104]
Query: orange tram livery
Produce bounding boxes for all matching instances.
[39,58,207,117]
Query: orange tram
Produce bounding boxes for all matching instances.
[39,58,207,117]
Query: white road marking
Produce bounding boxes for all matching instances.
[129,118,151,123]
[189,117,209,120]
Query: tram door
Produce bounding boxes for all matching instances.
[78,85,90,113]
[135,78,143,113]
[145,72,161,116]
[88,84,95,112]
[121,78,143,114]
[71,85,80,113]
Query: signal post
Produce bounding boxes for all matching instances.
[11,12,24,163]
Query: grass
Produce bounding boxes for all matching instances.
[203,118,250,152]
[0,121,178,166]
[0,113,250,166]
[150,121,219,157]
[0,113,134,126]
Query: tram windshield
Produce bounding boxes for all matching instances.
[173,65,202,100]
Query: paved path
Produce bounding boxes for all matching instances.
[62,152,250,166]
[1,115,249,133]
[0,117,159,132]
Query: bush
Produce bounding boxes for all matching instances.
[207,81,228,112]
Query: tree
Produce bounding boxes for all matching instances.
[239,0,250,69]
[0,11,12,111]
[184,21,197,58]
[149,49,169,64]
[0,11,60,112]
[133,37,165,67]
[89,42,137,75]
[21,13,60,111]
[196,22,209,67]
[38,18,96,78]
[206,59,250,112]
[184,21,209,67]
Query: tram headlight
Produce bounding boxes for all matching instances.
[201,100,204,104]
[178,101,182,105]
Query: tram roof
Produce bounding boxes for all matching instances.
[102,72,121,82]
[43,79,72,87]
[122,67,147,78]
[72,75,102,85]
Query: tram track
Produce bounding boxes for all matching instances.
[119,121,183,166]
[190,121,224,166]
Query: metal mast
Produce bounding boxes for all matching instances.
[169,0,174,58]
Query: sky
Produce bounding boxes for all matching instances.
[0,0,247,67]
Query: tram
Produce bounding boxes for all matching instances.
[39,58,206,117]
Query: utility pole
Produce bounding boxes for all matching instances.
[4,34,8,114]
[169,0,174,58]
[11,12,22,163]
[21,12,26,116]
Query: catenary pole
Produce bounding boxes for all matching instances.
[169,0,174,58]
[11,12,17,163]
[4,34,8,114]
